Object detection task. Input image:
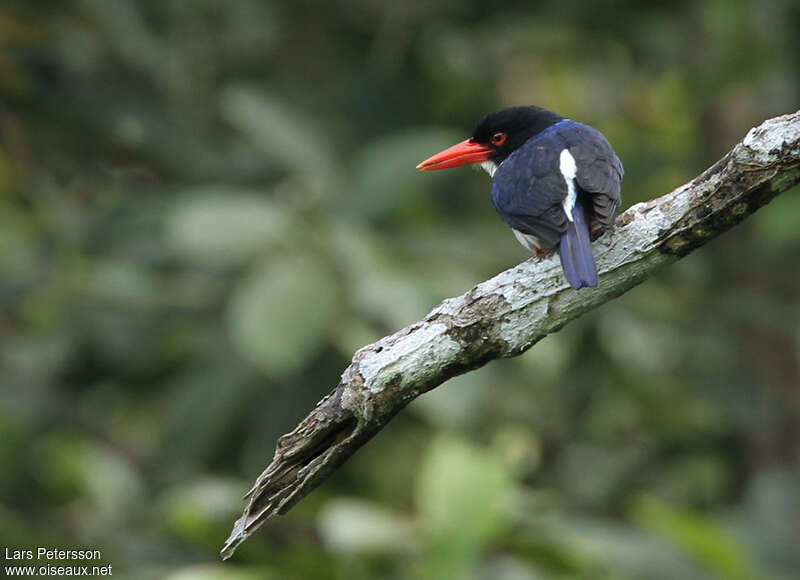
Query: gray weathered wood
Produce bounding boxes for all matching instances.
[222,110,800,559]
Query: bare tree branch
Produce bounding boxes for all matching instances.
[222,110,800,559]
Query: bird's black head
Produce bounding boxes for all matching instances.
[416,105,563,171]
[471,106,564,164]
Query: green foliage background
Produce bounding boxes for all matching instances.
[1,1,799,578]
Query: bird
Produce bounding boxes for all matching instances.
[416,106,623,289]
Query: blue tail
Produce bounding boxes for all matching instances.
[558,201,598,289]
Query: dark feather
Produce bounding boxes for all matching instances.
[491,120,623,246]
[558,200,598,289]
[559,123,623,228]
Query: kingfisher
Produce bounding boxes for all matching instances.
[417,106,623,289]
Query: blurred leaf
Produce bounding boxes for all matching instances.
[221,2,279,60]
[732,468,800,575]
[162,477,244,543]
[409,371,486,429]
[166,188,293,266]
[1,335,70,391]
[475,555,543,580]
[85,259,160,307]
[226,253,337,377]
[349,129,461,220]
[80,0,177,90]
[34,434,95,502]
[647,454,730,506]
[0,202,37,277]
[0,151,16,194]
[541,515,708,580]
[164,564,274,580]
[0,414,27,496]
[80,441,146,523]
[557,441,648,505]
[491,424,543,477]
[415,435,515,579]
[516,332,573,383]
[327,221,433,331]
[219,85,339,198]
[752,185,800,249]
[317,498,415,554]
[35,433,144,523]
[597,308,681,374]
[630,495,757,580]
[162,353,251,471]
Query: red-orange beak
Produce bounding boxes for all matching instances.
[416,139,493,171]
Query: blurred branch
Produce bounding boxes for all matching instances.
[222,110,800,560]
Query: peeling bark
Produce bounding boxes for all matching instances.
[222,110,800,559]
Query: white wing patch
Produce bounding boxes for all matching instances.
[559,148,577,222]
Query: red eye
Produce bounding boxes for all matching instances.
[491,132,507,146]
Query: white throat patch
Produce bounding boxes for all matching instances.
[480,160,498,178]
[559,148,577,222]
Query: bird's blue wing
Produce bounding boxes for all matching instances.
[490,130,569,246]
[491,120,623,246]
[555,122,623,228]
